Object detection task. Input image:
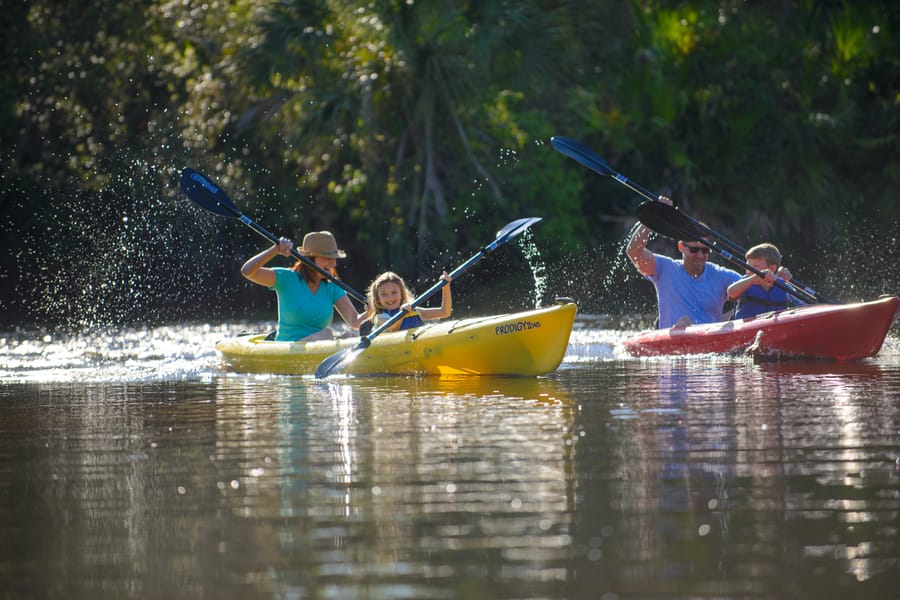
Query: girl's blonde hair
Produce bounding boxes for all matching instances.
[367,271,414,310]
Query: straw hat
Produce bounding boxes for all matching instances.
[298,231,346,258]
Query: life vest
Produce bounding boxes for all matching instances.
[378,308,424,330]
[734,281,791,319]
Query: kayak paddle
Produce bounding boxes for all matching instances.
[551,135,757,258]
[314,217,543,379]
[179,167,367,304]
[550,135,663,203]
[550,135,833,304]
[636,201,819,305]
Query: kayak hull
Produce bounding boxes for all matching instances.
[216,303,577,376]
[623,296,899,360]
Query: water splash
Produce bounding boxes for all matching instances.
[607,222,641,286]
[0,321,249,383]
[12,157,246,331]
[514,229,549,308]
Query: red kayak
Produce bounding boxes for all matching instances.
[623,296,900,360]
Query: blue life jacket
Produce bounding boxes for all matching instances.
[379,308,424,330]
[734,280,791,319]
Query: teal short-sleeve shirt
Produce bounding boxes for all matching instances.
[269,267,347,341]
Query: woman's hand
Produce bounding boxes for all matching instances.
[275,237,293,256]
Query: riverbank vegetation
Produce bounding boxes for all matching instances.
[2,1,897,326]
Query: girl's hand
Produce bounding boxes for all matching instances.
[440,271,452,282]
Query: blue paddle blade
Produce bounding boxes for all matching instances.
[179,168,240,218]
[496,217,542,244]
[179,167,369,304]
[550,136,616,177]
[314,339,371,379]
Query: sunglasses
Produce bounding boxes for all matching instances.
[684,245,710,255]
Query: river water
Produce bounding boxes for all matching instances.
[1,316,899,599]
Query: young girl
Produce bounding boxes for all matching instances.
[366,271,453,332]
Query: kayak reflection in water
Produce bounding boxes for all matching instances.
[240,231,372,342]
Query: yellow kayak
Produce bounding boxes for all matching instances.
[216,302,577,376]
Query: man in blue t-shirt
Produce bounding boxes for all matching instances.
[626,198,740,329]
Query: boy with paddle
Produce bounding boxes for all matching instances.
[726,243,798,319]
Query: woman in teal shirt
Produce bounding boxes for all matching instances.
[241,231,372,341]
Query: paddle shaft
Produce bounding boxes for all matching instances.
[181,168,366,304]
[551,137,750,256]
[243,217,365,300]
[551,137,828,303]
[575,150,756,259]
[229,211,368,304]
[314,217,542,378]
[365,234,508,340]
[695,237,818,305]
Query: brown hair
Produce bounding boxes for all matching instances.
[292,260,339,283]
[367,271,414,311]
[745,243,782,267]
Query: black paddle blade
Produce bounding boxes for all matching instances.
[179,168,240,218]
[315,338,371,379]
[550,136,616,177]
[635,201,706,241]
[359,321,374,337]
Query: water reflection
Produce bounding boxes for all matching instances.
[200,376,581,597]
[1,348,898,598]
[564,358,900,596]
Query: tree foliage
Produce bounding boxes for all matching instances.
[1,0,897,325]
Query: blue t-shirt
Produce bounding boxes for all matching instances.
[733,279,791,319]
[649,255,741,329]
[269,267,347,341]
